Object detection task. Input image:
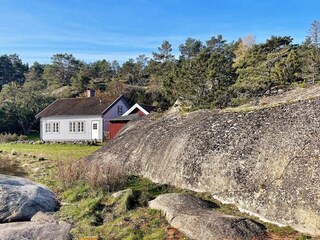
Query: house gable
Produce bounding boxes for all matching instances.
[122,103,150,116]
[102,97,130,132]
[101,95,131,115]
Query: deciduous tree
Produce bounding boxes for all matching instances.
[0,82,53,135]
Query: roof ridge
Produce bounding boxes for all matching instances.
[56,95,116,100]
[36,95,128,118]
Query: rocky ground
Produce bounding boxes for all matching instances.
[149,193,266,240]
[0,212,71,240]
[88,88,320,237]
[0,174,70,240]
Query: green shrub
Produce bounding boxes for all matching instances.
[298,235,312,240]
[18,135,28,141]
[123,233,141,240]
[61,182,91,202]
[57,183,103,224]
[229,96,250,107]
[143,229,166,240]
[292,81,307,88]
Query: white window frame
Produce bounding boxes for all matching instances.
[45,122,59,134]
[69,121,85,133]
[69,122,76,133]
[52,122,59,133]
[78,121,84,133]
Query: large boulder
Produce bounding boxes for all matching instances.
[149,193,266,240]
[0,174,57,222]
[0,211,71,240]
[87,97,320,235]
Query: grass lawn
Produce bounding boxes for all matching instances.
[0,142,104,192]
[0,143,102,161]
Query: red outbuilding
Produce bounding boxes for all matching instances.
[109,113,141,140]
[108,103,165,140]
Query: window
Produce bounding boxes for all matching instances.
[117,105,123,115]
[69,121,85,133]
[93,123,98,130]
[53,122,59,133]
[45,122,59,133]
[78,122,84,133]
[69,122,76,133]
[45,123,51,133]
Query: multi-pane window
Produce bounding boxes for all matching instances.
[45,123,51,133]
[78,122,84,133]
[92,123,98,130]
[69,121,85,133]
[45,122,59,133]
[53,122,59,133]
[117,105,123,115]
[69,122,76,133]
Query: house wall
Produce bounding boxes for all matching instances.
[131,108,146,116]
[40,115,103,141]
[103,98,129,134]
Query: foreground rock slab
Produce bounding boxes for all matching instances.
[149,193,266,240]
[0,211,71,240]
[0,174,57,222]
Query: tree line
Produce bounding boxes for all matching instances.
[1,20,320,134]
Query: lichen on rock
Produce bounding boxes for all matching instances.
[88,97,320,236]
[149,193,266,240]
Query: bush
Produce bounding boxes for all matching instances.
[229,96,250,107]
[292,81,307,88]
[0,155,16,170]
[56,159,127,192]
[0,133,27,143]
[85,161,127,192]
[56,159,85,188]
[0,133,18,143]
[18,135,28,141]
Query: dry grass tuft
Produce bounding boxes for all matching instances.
[56,159,127,192]
[0,133,27,143]
[0,154,16,170]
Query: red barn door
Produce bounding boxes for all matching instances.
[109,122,126,140]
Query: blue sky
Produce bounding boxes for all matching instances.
[0,0,319,64]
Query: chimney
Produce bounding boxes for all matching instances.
[86,88,95,97]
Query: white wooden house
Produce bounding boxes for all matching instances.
[36,94,130,142]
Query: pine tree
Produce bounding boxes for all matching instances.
[152,41,175,63]
[306,20,320,83]
[179,38,203,60]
